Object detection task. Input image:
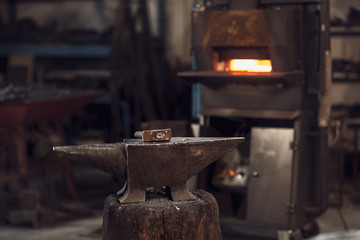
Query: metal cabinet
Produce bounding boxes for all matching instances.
[247,127,295,228]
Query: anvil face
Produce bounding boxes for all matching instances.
[54,137,244,203]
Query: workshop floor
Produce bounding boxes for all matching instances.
[0,166,360,240]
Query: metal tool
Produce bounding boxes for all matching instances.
[134,128,171,142]
[53,134,244,203]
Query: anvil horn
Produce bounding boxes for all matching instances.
[53,143,126,179]
[186,137,245,179]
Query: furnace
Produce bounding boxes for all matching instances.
[179,0,331,235]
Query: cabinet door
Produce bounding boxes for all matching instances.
[247,127,294,228]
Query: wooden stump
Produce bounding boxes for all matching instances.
[103,190,222,240]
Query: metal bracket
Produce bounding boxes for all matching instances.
[286,202,296,214]
[290,141,299,151]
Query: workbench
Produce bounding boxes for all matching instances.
[0,90,104,196]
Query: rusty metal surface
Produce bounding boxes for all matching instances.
[192,9,300,72]
[206,10,270,47]
[134,128,171,142]
[54,136,244,203]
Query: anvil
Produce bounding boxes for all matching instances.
[53,137,244,203]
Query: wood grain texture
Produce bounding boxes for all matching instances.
[103,190,222,240]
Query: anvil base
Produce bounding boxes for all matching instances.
[102,190,221,240]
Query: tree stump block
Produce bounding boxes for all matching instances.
[103,190,222,240]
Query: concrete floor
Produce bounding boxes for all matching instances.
[1,166,360,240]
[317,196,358,233]
[2,201,360,240]
[312,189,360,238]
[0,216,102,240]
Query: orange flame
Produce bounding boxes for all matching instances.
[229,59,272,73]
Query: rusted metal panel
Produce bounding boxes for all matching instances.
[206,10,271,47]
[192,9,300,72]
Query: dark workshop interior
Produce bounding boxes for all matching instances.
[0,0,360,239]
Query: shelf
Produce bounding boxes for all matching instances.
[260,0,323,3]
[178,70,304,87]
[0,44,110,57]
[330,26,360,36]
[333,78,360,83]
[201,108,301,120]
[332,72,360,82]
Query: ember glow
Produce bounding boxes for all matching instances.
[229,59,272,73]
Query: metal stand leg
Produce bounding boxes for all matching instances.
[353,128,358,190]
[15,126,28,188]
[53,120,79,199]
[61,157,79,199]
[0,144,9,190]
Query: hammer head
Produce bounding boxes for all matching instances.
[54,136,244,203]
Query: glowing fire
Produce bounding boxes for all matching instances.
[229,59,272,73]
